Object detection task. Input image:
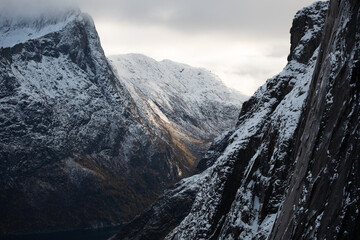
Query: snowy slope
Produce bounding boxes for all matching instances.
[0,6,247,233]
[0,8,220,233]
[109,54,246,152]
[111,2,329,239]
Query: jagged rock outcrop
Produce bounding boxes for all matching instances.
[0,9,243,234]
[112,2,329,239]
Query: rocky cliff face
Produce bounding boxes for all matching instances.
[0,9,242,233]
[113,1,355,239]
[270,0,360,239]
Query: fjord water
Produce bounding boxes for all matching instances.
[2,226,121,240]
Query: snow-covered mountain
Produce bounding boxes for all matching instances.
[0,9,243,233]
[109,54,246,157]
[114,1,360,239]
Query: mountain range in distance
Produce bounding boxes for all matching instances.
[2,0,360,240]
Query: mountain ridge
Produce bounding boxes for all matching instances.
[0,9,243,233]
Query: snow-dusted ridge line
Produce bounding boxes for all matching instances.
[109,53,247,143]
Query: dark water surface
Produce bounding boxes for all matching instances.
[1,226,122,240]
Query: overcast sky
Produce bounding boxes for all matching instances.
[2,0,323,95]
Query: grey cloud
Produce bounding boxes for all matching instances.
[77,0,321,38]
[0,0,76,9]
[0,0,323,96]
[0,0,78,17]
[0,0,323,39]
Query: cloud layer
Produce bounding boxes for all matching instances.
[0,0,323,95]
[78,0,319,38]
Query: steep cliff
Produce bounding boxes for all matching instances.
[270,0,360,239]
[0,9,242,233]
[112,2,329,239]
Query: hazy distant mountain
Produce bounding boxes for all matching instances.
[0,9,244,233]
[109,54,247,158]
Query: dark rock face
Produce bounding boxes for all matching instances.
[287,1,328,64]
[0,11,208,233]
[113,2,330,239]
[270,0,360,239]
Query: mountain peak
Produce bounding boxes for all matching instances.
[110,54,247,143]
